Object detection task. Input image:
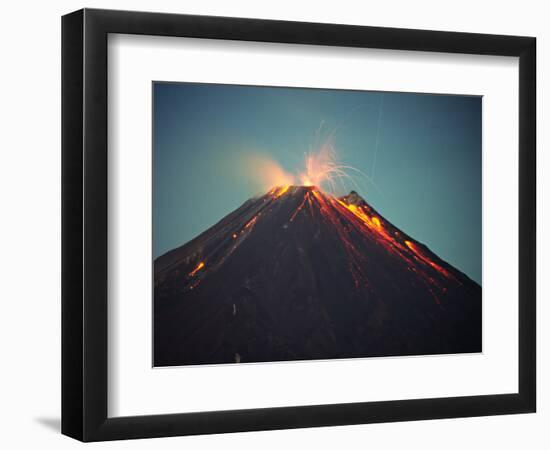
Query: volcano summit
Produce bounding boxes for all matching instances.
[154,186,481,366]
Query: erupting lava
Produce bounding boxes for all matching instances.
[154,185,481,367]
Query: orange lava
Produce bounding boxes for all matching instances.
[290,191,311,222]
[244,215,259,230]
[273,185,290,198]
[404,240,451,279]
[189,261,205,277]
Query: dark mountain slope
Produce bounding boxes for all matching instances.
[154,186,481,366]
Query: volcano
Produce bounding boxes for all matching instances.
[154,186,481,367]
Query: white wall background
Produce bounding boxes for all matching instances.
[0,0,545,448]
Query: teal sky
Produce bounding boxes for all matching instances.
[153,82,481,284]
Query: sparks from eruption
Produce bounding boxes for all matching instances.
[298,138,373,195]
[239,117,380,197]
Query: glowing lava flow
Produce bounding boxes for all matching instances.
[243,215,260,229]
[189,261,205,277]
[278,186,453,292]
[333,195,452,281]
[333,197,407,256]
[309,188,371,289]
[274,185,290,198]
[182,191,276,290]
[289,191,311,222]
[404,240,451,279]
[308,187,456,302]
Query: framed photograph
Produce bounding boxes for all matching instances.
[62,8,536,441]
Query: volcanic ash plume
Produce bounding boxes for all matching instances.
[154,186,481,367]
[238,153,297,194]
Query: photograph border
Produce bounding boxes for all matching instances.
[62,8,536,441]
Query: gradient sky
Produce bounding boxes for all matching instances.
[153,82,481,284]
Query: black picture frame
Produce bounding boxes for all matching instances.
[62,8,536,442]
